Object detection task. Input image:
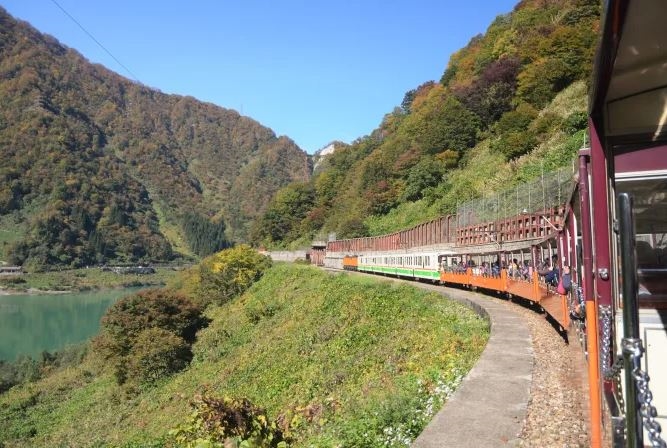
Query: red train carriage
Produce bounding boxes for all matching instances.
[583,1,667,446]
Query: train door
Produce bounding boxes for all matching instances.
[613,170,667,445]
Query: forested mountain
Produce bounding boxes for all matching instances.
[0,7,310,269]
[253,0,599,248]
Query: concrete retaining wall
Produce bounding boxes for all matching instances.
[262,250,308,263]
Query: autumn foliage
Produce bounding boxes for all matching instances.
[0,7,309,268]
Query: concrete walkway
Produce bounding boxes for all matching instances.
[412,284,533,448]
[327,270,534,446]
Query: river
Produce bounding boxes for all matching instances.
[0,288,141,361]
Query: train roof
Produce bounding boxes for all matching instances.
[589,0,667,144]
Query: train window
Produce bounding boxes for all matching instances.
[616,176,667,306]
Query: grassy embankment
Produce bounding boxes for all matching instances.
[0,267,180,293]
[0,263,489,447]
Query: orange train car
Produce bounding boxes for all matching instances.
[342,255,358,271]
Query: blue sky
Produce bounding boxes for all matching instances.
[3,0,518,154]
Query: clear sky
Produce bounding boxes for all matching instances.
[2,0,518,154]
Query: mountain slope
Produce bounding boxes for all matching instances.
[0,8,310,268]
[253,0,599,247]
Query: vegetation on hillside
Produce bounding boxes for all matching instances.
[253,0,599,248]
[0,7,310,269]
[0,256,487,447]
[93,288,209,386]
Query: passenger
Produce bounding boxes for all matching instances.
[571,297,585,322]
[561,265,572,292]
[491,261,500,277]
[558,265,571,295]
[547,254,560,286]
[521,260,530,280]
[540,255,559,287]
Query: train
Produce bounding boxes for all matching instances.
[313,2,667,447]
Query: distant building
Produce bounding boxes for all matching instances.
[0,266,23,275]
[101,266,156,275]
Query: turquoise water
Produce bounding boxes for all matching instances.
[0,288,140,361]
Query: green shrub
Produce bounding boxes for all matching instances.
[0,343,89,394]
[0,276,26,286]
[195,245,272,308]
[0,356,39,393]
[531,112,562,136]
[491,130,537,160]
[126,328,191,385]
[494,103,538,135]
[93,288,207,384]
[169,393,289,448]
[562,110,588,134]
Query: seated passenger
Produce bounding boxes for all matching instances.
[521,260,530,280]
[542,255,559,287]
[491,261,500,277]
[510,259,519,278]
